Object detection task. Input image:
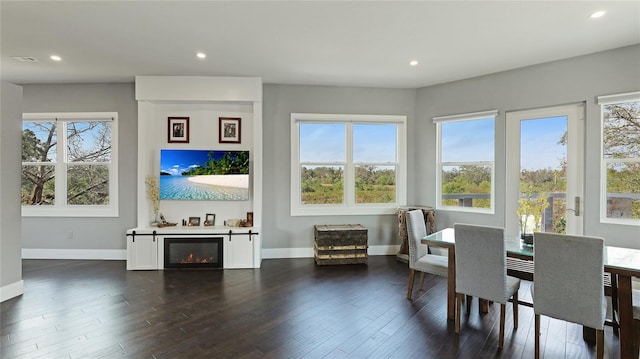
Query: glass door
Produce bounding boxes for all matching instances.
[505,104,584,238]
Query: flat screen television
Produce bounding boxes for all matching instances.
[160,149,249,200]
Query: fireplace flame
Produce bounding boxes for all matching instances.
[179,253,213,264]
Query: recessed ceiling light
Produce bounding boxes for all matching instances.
[409,60,419,66]
[589,10,606,19]
[50,55,62,61]
[196,52,207,59]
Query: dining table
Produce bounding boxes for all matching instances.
[423,227,640,359]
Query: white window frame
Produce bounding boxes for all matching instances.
[434,110,497,214]
[22,112,119,217]
[291,113,407,216]
[597,91,640,226]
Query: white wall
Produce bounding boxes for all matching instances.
[415,44,640,248]
[1,81,24,301]
[21,84,137,256]
[136,102,255,226]
[262,84,417,253]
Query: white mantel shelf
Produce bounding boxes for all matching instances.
[127,226,258,234]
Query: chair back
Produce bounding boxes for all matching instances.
[454,223,509,303]
[406,209,428,269]
[533,232,605,329]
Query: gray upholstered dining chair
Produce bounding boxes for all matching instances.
[405,209,448,300]
[533,232,606,359]
[453,223,520,349]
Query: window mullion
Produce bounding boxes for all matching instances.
[345,123,354,206]
[56,121,67,207]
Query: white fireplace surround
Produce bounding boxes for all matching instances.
[132,76,263,268]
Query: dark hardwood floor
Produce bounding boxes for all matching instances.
[1,257,620,358]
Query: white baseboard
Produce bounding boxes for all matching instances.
[262,247,314,259]
[261,245,400,259]
[0,280,24,302]
[22,248,126,260]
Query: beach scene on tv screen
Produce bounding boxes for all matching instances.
[160,149,249,200]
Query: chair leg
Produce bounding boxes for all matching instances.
[407,269,415,299]
[633,318,640,359]
[498,303,506,348]
[418,272,426,291]
[611,274,619,336]
[455,293,463,333]
[596,328,604,359]
[512,292,519,329]
[466,295,472,313]
[535,314,540,359]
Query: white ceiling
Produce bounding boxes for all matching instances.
[2,1,639,88]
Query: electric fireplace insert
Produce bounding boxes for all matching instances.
[164,237,223,269]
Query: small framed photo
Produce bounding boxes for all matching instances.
[246,212,254,227]
[188,216,200,226]
[219,117,241,144]
[204,213,216,226]
[168,117,189,143]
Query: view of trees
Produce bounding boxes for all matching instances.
[355,166,395,203]
[178,151,249,176]
[441,100,639,227]
[442,165,492,208]
[300,165,396,204]
[603,101,640,219]
[21,121,112,206]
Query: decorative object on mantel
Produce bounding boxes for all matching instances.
[168,117,189,143]
[188,216,201,226]
[145,175,160,227]
[204,213,216,226]
[219,117,241,143]
[246,212,254,227]
[517,184,549,246]
[224,219,249,227]
[157,213,177,227]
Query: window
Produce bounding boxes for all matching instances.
[22,112,118,217]
[291,113,406,216]
[597,92,640,224]
[434,110,497,213]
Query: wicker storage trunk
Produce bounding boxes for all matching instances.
[314,224,368,265]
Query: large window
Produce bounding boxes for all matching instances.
[22,112,118,217]
[291,113,406,216]
[434,110,496,213]
[597,92,640,224]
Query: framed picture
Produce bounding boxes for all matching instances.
[168,117,189,143]
[246,212,254,226]
[219,117,241,143]
[204,213,216,226]
[188,216,200,226]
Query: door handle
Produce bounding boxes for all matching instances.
[567,196,580,216]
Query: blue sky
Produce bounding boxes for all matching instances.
[442,119,494,162]
[442,116,566,170]
[300,123,397,163]
[160,150,245,175]
[520,116,566,170]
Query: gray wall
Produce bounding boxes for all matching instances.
[262,85,417,250]
[21,83,137,251]
[14,45,640,255]
[1,82,23,299]
[415,44,640,248]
